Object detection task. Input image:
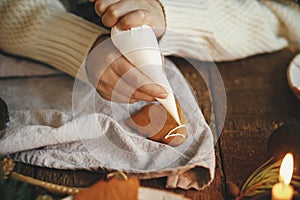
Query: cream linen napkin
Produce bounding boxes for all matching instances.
[0,54,215,190]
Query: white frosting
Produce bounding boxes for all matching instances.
[164,124,186,139]
[111,25,181,125]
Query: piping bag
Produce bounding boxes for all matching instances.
[111,25,181,125]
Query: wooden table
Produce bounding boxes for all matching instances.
[15,47,300,199]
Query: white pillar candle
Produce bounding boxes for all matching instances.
[272,153,294,200]
[272,182,294,200]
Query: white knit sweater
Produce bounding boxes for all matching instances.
[159,0,300,61]
[0,0,299,78]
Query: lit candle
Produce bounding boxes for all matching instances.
[272,153,294,200]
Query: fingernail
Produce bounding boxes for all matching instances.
[157,92,168,99]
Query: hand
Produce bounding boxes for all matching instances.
[87,36,167,103]
[89,0,166,37]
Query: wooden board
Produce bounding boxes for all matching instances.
[217,47,300,199]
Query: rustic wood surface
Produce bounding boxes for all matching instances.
[218,47,300,199]
[7,47,300,199]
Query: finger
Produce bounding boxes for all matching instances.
[89,0,96,3]
[94,0,120,17]
[101,1,144,27]
[98,65,122,92]
[100,67,157,102]
[98,81,144,103]
[131,89,156,102]
[115,6,165,36]
[111,59,167,98]
[99,87,134,103]
[114,78,156,102]
[116,10,147,30]
[96,72,132,103]
[135,83,167,99]
[121,69,168,100]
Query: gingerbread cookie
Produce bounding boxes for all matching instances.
[126,102,186,146]
[74,176,139,200]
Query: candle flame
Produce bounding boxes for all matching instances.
[279,153,294,185]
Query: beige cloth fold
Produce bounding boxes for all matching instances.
[0,54,62,77]
[0,54,215,190]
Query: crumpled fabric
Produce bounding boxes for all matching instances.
[0,54,215,190]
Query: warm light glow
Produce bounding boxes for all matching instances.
[279,153,294,185]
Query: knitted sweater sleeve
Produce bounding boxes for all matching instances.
[0,0,109,80]
[158,0,300,61]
